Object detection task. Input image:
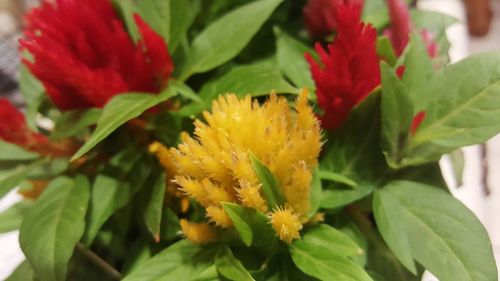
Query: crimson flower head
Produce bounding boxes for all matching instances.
[306,4,380,130]
[20,0,173,110]
[303,0,364,38]
[0,99,47,150]
[386,0,438,58]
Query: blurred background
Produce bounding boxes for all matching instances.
[0,0,499,280]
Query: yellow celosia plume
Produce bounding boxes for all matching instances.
[152,89,321,244]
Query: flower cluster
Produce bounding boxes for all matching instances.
[20,0,173,110]
[151,90,322,243]
[306,4,380,130]
[303,0,364,38]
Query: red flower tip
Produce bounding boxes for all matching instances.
[420,29,439,58]
[303,0,364,38]
[410,111,426,135]
[0,98,48,149]
[396,65,406,79]
[306,3,380,130]
[386,0,411,56]
[20,0,173,111]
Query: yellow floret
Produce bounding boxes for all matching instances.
[180,219,218,244]
[206,205,233,228]
[269,207,303,243]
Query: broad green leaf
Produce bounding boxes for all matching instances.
[410,52,500,155]
[52,108,102,140]
[373,191,417,274]
[250,154,285,209]
[122,240,218,281]
[83,151,151,245]
[178,59,297,117]
[122,240,154,275]
[0,158,49,199]
[71,88,176,161]
[448,149,465,186]
[318,170,357,187]
[215,246,255,281]
[291,227,373,281]
[410,10,458,33]
[144,172,167,241]
[221,202,277,250]
[299,225,364,258]
[114,0,140,42]
[169,0,200,52]
[401,34,435,109]
[0,200,33,233]
[5,260,35,281]
[0,141,39,161]
[20,176,90,281]
[137,0,170,43]
[307,168,322,219]
[275,28,315,90]
[391,162,448,190]
[19,65,44,131]
[380,62,414,168]
[375,181,497,281]
[376,37,397,66]
[179,0,283,80]
[169,80,202,103]
[320,184,375,209]
[160,207,180,241]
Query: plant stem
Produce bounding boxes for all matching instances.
[75,243,123,280]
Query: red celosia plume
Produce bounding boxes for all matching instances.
[20,0,173,110]
[303,0,364,38]
[0,99,47,150]
[306,4,380,130]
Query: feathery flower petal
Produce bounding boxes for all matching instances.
[306,4,380,130]
[303,0,364,38]
[20,0,173,110]
[154,90,321,243]
[180,219,219,244]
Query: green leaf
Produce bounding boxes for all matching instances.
[380,62,414,168]
[114,0,140,42]
[320,184,375,209]
[169,0,200,52]
[20,176,90,281]
[0,158,49,199]
[179,0,283,80]
[221,202,277,249]
[19,65,45,131]
[401,34,435,110]
[373,190,417,274]
[291,225,373,281]
[318,170,357,187]
[71,88,176,161]
[122,240,218,281]
[376,37,397,66]
[137,0,170,43]
[448,149,465,186]
[275,28,315,90]
[0,141,39,161]
[0,200,33,233]
[161,207,180,241]
[144,172,167,241]
[307,168,322,219]
[215,246,255,281]
[410,52,500,156]
[410,10,458,33]
[52,108,102,140]
[5,260,35,281]
[250,154,285,209]
[169,80,202,103]
[375,181,497,281]
[178,59,297,117]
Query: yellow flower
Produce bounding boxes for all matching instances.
[269,206,303,243]
[179,219,218,244]
[153,89,321,244]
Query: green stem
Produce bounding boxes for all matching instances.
[75,243,122,280]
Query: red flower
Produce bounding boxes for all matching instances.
[410,111,426,135]
[0,99,46,150]
[306,4,380,130]
[303,0,364,38]
[386,0,438,58]
[20,0,173,110]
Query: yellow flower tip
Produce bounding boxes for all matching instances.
[202,179,234,205]
[237,183,268,212]
[175,176,210,207]
[180,197,190,213]
[307,212,325,224]
[180,219,218,244]
[206,205,233,228]
[297,88,309,106]
[269,207,303,243]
